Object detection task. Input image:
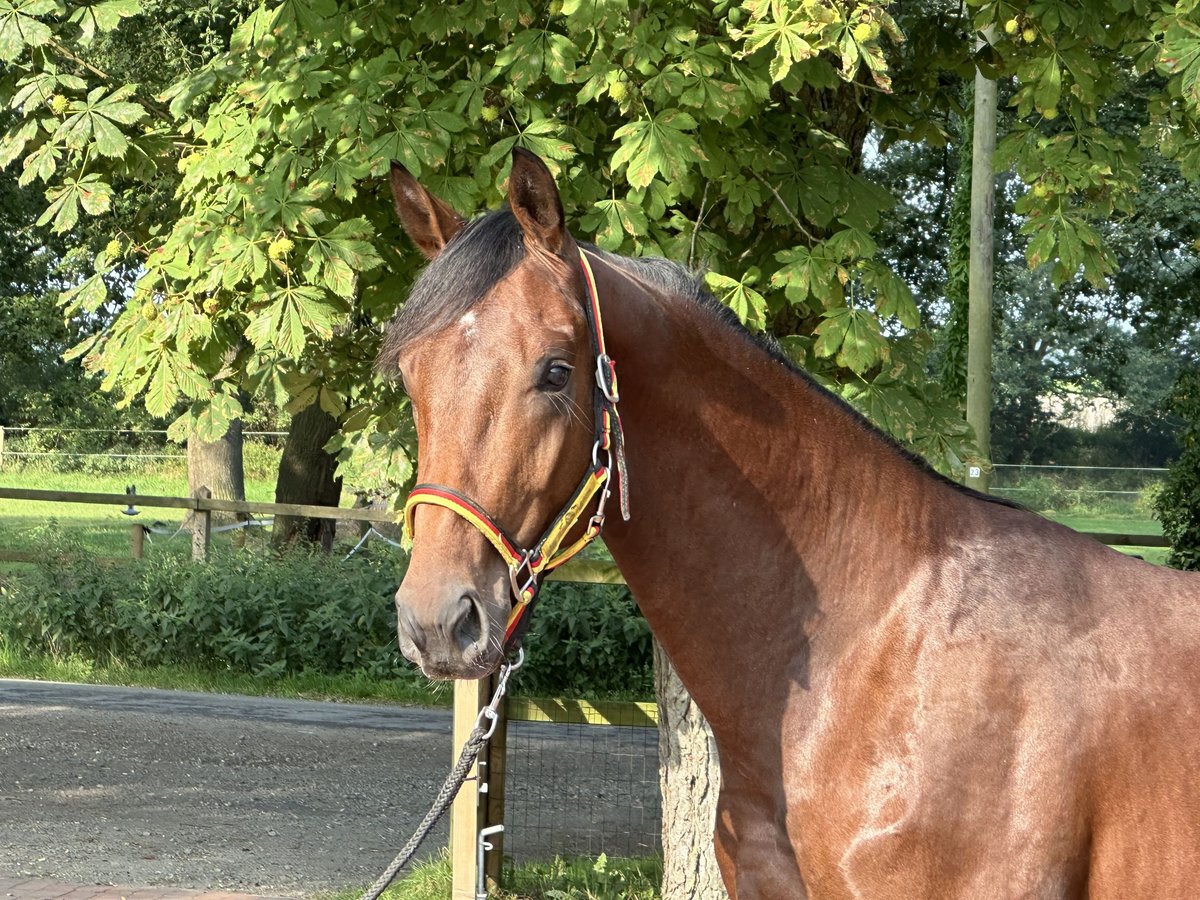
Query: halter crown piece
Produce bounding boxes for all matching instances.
[402,249,630,651]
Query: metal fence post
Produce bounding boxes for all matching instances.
[484,686,508,888]
[191,486,212,562]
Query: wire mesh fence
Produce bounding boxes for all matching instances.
[502,697,661,865]
[0,426,287,476]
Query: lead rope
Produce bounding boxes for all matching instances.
[358,649,524,900]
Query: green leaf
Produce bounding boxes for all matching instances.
[68,0,142,44]
[55,85,146,158]
[588,198,649,250]
[1034,56,1062,112]
[706,271,767,330]
[0,0,56,62]
[190,393,245,442]
[145,350,178,417]
[0,117,39,170]
[612,109,704,189]
[813,307,889,374]
[61,272,109,313]
[37,174,113,232]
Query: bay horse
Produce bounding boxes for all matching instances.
[382,147,1200,898]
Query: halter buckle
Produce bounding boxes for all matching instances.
[596,354,619,403]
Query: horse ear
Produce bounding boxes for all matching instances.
[507,147,567,256]
[390,161,465,260]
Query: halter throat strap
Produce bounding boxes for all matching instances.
[402,249,627,650]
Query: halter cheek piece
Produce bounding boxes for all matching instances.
[402,249,630,652]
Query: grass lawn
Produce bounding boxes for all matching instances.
[1043,514,1169,566]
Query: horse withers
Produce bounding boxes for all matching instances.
[381,147,1200,899]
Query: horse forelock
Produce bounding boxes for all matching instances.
[377,208,526,374]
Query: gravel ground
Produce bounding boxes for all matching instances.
[0,680,659,898]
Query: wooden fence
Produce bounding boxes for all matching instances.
[0,485,1174,896]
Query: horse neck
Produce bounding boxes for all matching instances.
[591,256,960,725]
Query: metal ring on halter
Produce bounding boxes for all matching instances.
[508,551,536,599]
[596,354,618,403]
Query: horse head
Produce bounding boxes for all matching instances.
[381,149,602,679]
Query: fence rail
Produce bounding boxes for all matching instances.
[1,484,1171,568]
[0,486,637,576]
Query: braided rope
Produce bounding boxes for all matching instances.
[358,650,522,900]
[358,723,488,900]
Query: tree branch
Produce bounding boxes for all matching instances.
[750,170,817,244]
[689,181,710,269]
[46,38,175,125]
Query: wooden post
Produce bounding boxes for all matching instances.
[967,27,998,494]
[483,682,508,888]
[450,677,489,900]
[130,523,145,560]
[0,426,5,471]
[191,486,212,562]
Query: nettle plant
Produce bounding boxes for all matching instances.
[4,0,1200,483]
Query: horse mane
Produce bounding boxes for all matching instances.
[586,248,1020,511]
[378,208,1019,510]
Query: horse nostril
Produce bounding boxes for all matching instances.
[397,603,426,653]
[439,594,484,652]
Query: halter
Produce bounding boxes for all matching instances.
[402,249,629,651]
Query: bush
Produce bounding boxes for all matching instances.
[0,534,414,680]
[242,440,282,480]
[1011,474,1075,514]
[1155,372,1200,571]
[0,533,654,697]
[519,580,653,698]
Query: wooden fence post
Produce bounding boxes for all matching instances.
[0,426,5,470]
[130,523,145,560]
[451,678,489,899]
[191,486,212,562]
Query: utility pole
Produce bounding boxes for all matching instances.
[967,29,998,493]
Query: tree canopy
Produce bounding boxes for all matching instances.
[4,0,1200,485]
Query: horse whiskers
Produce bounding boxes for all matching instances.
[487,632,504,660]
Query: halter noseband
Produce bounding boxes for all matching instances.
[401,249,629,651]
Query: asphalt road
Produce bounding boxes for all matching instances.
[0,680,659,897]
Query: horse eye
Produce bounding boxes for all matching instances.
[540,362,572,391]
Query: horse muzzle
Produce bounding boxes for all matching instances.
[394,584,505,680]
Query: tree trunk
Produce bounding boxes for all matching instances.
[655,641,728,899]
[271,401,342,551]
[187,419,245,525]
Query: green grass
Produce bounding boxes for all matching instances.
[1049,513,1162,535]
[317,851,662,900]
[0,643,451,707]
[1045,514,1170,566]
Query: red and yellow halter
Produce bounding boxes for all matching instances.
[402,249,629,650]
